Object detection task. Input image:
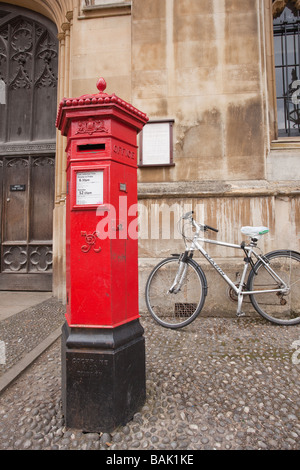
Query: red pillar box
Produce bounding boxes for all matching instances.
[56,78,148,432]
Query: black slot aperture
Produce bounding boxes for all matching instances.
[77,143,106,152]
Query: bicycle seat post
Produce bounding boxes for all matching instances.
[250,238,258,247]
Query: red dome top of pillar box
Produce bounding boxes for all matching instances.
[96,77,107,93]
[55,77,149,134]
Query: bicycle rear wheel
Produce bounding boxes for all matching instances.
[248,250,300,325]
[145,255,206,329]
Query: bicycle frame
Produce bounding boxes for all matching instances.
[184,221,289,316]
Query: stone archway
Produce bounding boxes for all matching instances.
[0,3,58,290]
[273,0,300,18]
[0,1,74,298]
[1,0,74,29]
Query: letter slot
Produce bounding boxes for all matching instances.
[77,143,106,152]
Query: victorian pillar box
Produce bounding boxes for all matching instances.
[56,78,148,432]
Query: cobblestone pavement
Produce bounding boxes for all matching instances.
[0,300,300,451]
[0,297,65,376]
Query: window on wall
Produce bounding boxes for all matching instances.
[83,0,129,6]
[273,2,300,137]
[80,0,131,17]
[139,120,174,167]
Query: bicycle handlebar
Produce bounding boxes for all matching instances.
[182,211,219,233]
[205,224,219,233]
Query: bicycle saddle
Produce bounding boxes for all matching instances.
[241,226,269,239]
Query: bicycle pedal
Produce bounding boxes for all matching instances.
[236,312,246,317]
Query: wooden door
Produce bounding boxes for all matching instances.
[0,5,58,290]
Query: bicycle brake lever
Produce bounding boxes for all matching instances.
[182,211,194,220]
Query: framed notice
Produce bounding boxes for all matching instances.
[76,170,103,205]
[139,120,174,167]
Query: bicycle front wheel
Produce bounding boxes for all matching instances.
[145,256,206,329]
[248,250,300,325]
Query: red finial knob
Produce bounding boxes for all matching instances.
[96,77,107,93]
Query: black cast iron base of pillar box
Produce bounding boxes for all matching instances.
[61,319,146,433]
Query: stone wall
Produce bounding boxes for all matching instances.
[9,0,298,314]
[130,0,300,313]
[133,0,267,183]
[137,182,300,315]
[66,0,300,313]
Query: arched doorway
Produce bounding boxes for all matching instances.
[0,3,58,290]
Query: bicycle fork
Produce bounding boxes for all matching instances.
[168,253,189,294]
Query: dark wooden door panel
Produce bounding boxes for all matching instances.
[0,160,2,245]
[8,88,32,142]
[30,156,55,242]
[3,158,29,243]
[0,273,52,290]
[0,4,58,291]
[0,155,54,290]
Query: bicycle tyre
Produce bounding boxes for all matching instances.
[248,250,300,325]
[145,255,207,329]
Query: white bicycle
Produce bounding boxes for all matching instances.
[145,211,300,329]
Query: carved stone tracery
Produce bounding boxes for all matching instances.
[35,31,58,88]
[29,246,53,272]
[3,246,27,272]
[0,15,58,89]
[2,245,53,272]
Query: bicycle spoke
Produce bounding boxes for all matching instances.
[145,257,205,329]
[249,251,300,325]
[289,277,300,287]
